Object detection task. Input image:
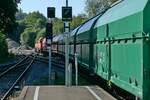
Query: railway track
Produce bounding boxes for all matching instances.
[36,55,127,99]
[0,55,35,100]
[0,56,26,73]
[35,55,64,65]
[35,56,65,73]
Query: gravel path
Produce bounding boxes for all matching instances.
[24,61,49,85]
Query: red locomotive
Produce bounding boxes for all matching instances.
[34,36,58,56]
[35,37,47,54]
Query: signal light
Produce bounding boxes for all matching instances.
[46,23,53,40]
[62,7,72,21]
[47,7,55,18]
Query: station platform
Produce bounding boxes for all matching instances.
[16,86,116,100]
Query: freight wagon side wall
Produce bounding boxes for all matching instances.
[144,0,150,33]
[142,1,150,100]
[143,40,150,100]
[110,12,143,98]
[95,25,109,80]
[76,31,90,69]
[94,0,148,98]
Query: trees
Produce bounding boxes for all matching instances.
[35,28,45,41]
[52,14,87,35]
[53,18,64,35]
[0,32,8,62]
[0,0,18,34]
[17,10,86,47]
[19,11,47,47]
[16,9,27,21]
[24,11,46,29]
[85,0,118,17]
[20,28,37,47]
[71,14,87,30]
[0,0,18,62]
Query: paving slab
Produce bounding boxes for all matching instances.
[17,86,116,100]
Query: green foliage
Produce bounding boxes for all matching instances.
[0,0,18,61]
[24,11,46,29]
[35,28,46,41]
[0,32,8,62]
[53,18,64,35]
[18,11,47,47]
[85,0,118,17]
[0,0,18,34]
[16,9,27,21]
[18,11,86,47]
[14,10,27,42]
[20,28,37,47]
[17,20,26,35]
[111,0,118,3]
[53,14,87,34]
[71,14,87,29]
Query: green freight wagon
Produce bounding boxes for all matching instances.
[54,0,150,99]
[94,0,150,99]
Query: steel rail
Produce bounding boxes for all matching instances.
[0,56,28,78]
[0,56,35,100]
[35,56,65,66]
[0,60,31,74]
[0,56,26,71]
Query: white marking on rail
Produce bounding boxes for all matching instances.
[86,86,102,100]
[33,86,40,100]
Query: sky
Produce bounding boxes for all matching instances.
[18,0,86,18]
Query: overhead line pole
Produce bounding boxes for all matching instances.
[62,0,72,86]
[65,22,69,86]
[66,0,68,7]
[47,20,52,85]
[47,7,55,85]
[65,0,70,86]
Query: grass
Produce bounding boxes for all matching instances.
[32,74,91,86]
[33,76,49,85]
[0,53,15,64]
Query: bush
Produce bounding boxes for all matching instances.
[35,28,45,42]
[20,28,36,47]
[0,32,8,62]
